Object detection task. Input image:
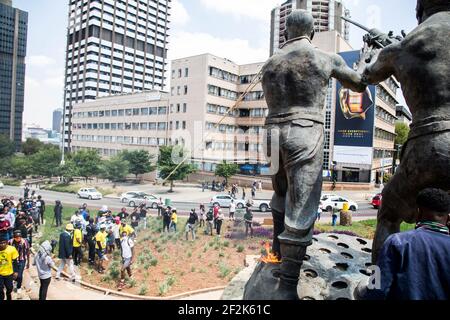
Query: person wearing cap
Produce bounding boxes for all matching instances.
[56,224,76,281]
[72,223,83,266]
[8,230,30,294]
[0,233,19,300]
[33,240,56,300]
[95,225,108,273]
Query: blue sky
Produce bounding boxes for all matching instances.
[16,0,418,128]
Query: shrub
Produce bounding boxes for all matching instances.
[237,245,244,253]
[126,278,137,288]
[191,266,196,273]
[2,179,21,187]
[108,261,120,280]
[187,251,192,258]
[139,285,148,296]
[167,276,176,286]
[158,282,170,296]
[223,241,230,247]
[150,258,158,267]
[219,251,225,258]
[219,262,231,279]
[252,227,273,239]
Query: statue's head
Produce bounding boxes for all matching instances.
[286,10,315,41]
[416,0,450,24]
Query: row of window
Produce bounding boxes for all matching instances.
[205,122,264,134]
[73,122,168,131]
[172,68,189,79]
[376,106,396,125]
[377,85,397,109]
[73,107,168,118]
[73,135,166,146]
[170,85,188,96]
[375,128,396,142]
[373,149,395,159]
[205,141,264,152]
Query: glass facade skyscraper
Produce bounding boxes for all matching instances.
[0,0,28,148]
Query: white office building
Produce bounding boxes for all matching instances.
[62,0,171,150]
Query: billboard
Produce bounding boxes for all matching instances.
[333,50,376,165]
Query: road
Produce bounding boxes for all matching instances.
[1,185,378,219]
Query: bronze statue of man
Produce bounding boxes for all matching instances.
[361,0,450,263]
[251,10,367,299]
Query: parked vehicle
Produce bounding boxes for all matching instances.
[120,191,152,203]
[321,194,339,201]
[127,194,159,209]
[77,188,102,200]
[248,199,272,213]
[320,196,358,212]
[372,193,382,209]
[210,195,246,209]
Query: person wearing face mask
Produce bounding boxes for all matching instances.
[55,224,77,282]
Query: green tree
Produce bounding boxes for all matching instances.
[215,161,239,185]
[157,146,197,192]
[30,146,61,178]
[21,138,45,156]
[10,155,32,178]
[71,150,102,183]
[101,155,130,182]
[395,123,410,146]
[121,150,156,181]
[59,159,78,183]
[0,134,15,157]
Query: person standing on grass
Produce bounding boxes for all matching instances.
[8,230,29,294]
[30,203,40,233]
[54,200,63,227]
[117,207,129,221]
[206,208,214,236]
[118,231,135,291]
[106,228,115,254]
[85,218,97,266]
[111,217,121,251]
[199,204,206,228]
[139,204,148,229]
[36,196,45,225]
[244,203,254,238]
[229,200,236,221]
[157,198,164,217]
[170,209,178,233]
[72,223,83,266]
[213,204,220,231]
[162,207,171,233]
[216,209,225,237]
[95,225,108,273]
[33,240,55,300]
[56,224,76,282]
[120,220,136,240]
[0,233,19,301]
[130,207,140,231]
[185,209,198,241]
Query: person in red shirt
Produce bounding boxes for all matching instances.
[0,214,11,241]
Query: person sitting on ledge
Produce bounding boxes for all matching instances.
[356,188,450,300]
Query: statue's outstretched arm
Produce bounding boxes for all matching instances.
[331,54,367,93]
[362,43,400,85]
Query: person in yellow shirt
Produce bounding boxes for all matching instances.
[170,209,178,232]
[95,225,107,273]
[72,224,83,266]
[0,235,19,301]
[119,220,135,239]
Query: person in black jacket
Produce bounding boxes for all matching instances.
[54,201,63,227]
[85,218,97,265]
[55,224,76,281]
[162,207,171,233]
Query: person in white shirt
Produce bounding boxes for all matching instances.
[229,200,236,221]
[118,232,134,291]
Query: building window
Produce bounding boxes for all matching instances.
[172,70,175,79]
[177,86,181,95]
[184,85,188,95]
[183,103,187,113]
[178,69,182,78]
[182,121,186,130]
[185,68,189,77]
[158,107,167,114]
[176,121,180,130]
[141,108,149,115]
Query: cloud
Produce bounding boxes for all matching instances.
[199,0,279,21]
[26,55,55,67]
[172,0,190,26]
[169,31,269,65]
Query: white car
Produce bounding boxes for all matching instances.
[77,188,102,200]
[120,191,152,203]
[210,195,246,209]
[320,196,358,212]
[321,194,339,201]
[0,181,4,189]
[127,194,159,209]
[248,199,272,212]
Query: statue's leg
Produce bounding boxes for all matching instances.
[271,153,287,258]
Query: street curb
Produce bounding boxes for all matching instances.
[30,248,226,300]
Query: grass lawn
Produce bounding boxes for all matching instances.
[39,204,78,247]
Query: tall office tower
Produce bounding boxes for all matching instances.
[0,0,28,148]
[52,108,63,133]
[270,0,350,55]
[62,0,171,150]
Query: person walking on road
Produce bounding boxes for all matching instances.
[33,240,55,300]
[56,224,76,281]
